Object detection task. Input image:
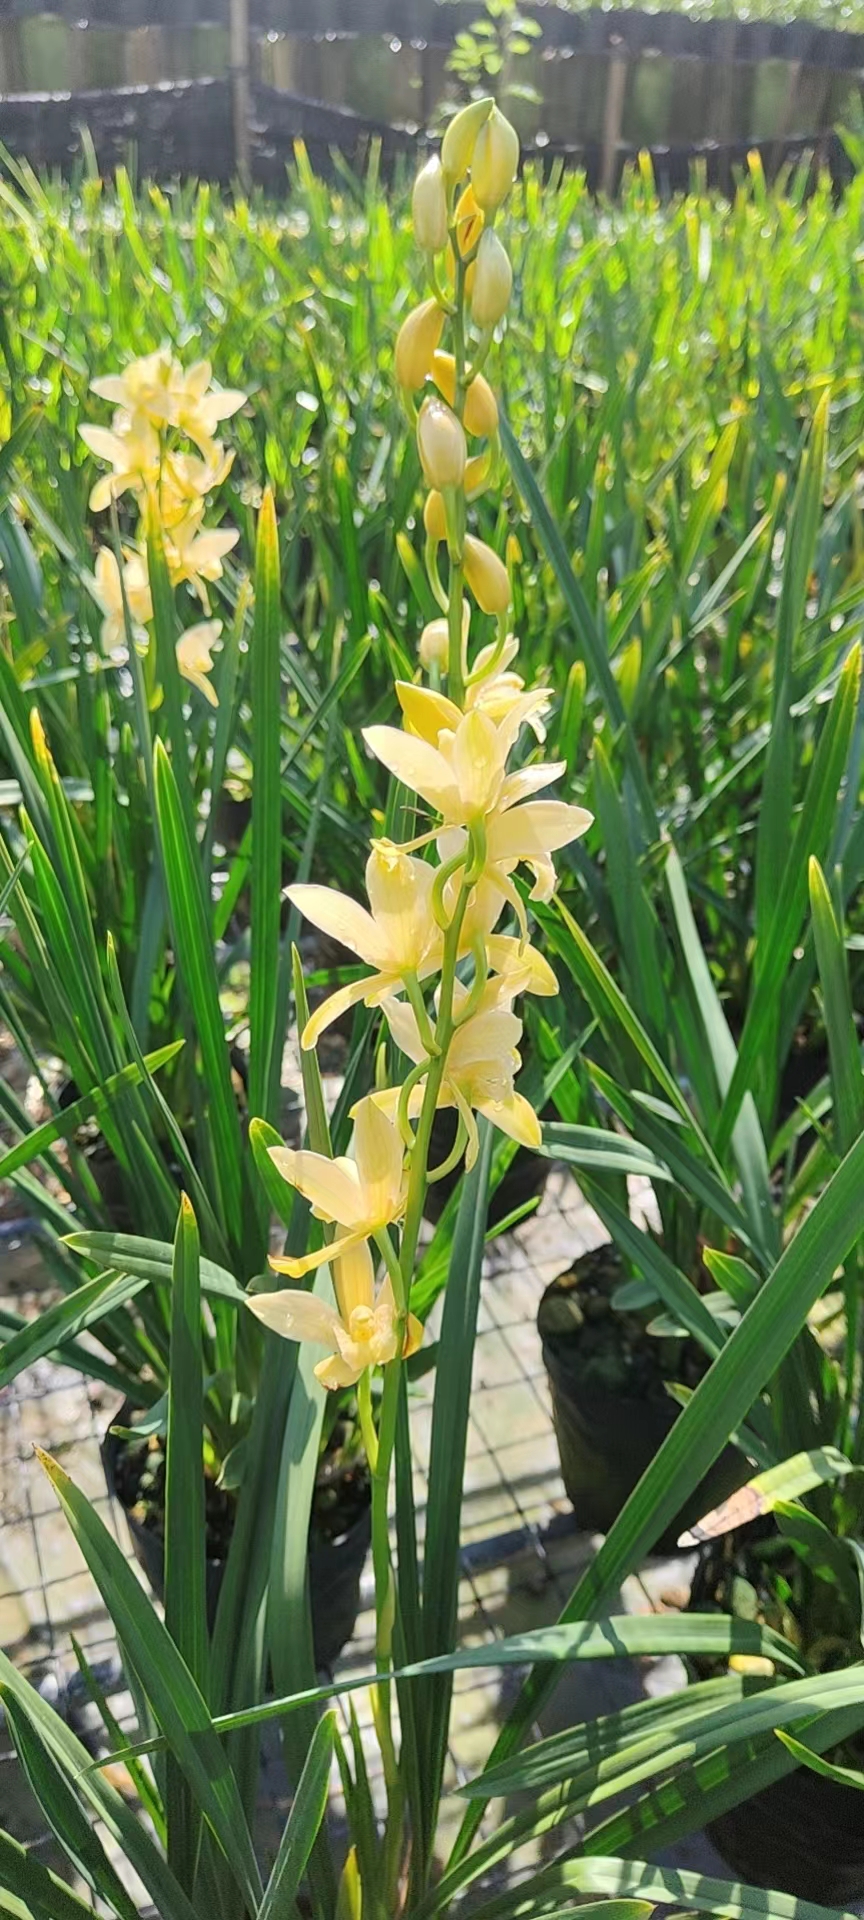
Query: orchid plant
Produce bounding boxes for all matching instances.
[244,97,589,1898]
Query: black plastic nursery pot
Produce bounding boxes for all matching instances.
[538,1244,745,1553]
[102,1404,371,1671]
[705,1766,864,1905]
[689,1526,864,1903]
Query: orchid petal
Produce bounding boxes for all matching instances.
[332,1237,376,1323]
[362,725,458,816]
[269,1227,366,1279]
[245,1288,341,1347]
[487,800,593,865]
[267,1144,365,1227]
[286,883,385,968]
[315,1352,363,1389]
[395,682,461,744]
[351,1099,406,1219]
[498,761,565,809]
[301,975,387,1052]
[476,1088,543,1149]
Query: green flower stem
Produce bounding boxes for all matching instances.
[448,558,466,708]
[427,1111,469,1183]
[397,1058,433,1150]
[404,970,440,1056]
[447,248,469,708]
[356,1368,379,1473]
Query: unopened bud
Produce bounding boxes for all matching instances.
[395,299,445,391]
[417,397,466,492]
[412,154,448,253]
[419,616,449,671]
[471,106,520,212]
[441,97,493,185]
[423,490,448,543]
[454,184,484,259]
[463,534,510,614]
[465,452,491,498]
[470,230,513,330]
[431,352,499,439]
[419,601,470,671]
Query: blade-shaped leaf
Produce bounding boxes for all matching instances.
[258,1710,336,1920]
[34,1451,262,1914]
[164,1195,208,1894]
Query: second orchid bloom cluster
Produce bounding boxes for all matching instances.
[81,351,245,706]
[249,102,591,1394]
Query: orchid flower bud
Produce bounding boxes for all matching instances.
[463,534,510,614]
[418,616,449,671]
[470,230,513,330]
[417,397,467,492]
[454,184,484,259]
[465,452,491,498]
[471,106,520,212]
[395,299,445,391]
[419,601,470,671]
[423,490,448,543]
[441,97,493,185]
[412,155,448,254]
[431,352,499,439]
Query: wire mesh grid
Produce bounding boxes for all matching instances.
[0,1169,714,1904]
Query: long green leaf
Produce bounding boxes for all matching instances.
[0,1267,148,1388]
[0,1044,182,1182]
[809,856,864,1153]
[418,1120,494,1866]
[0,1684,140,1920]
[0,1827,99,1920]
[468,1853,859,1920]
[64,1229,246,1301]
[35,1450,262,1913]
[164,1195,208,1895]
[776,1727,864,1789]
[249,486,283,1126]
[153,737,244,1245]
[501,415,657,833]
[718,643,861,1150]
[258,1710,336,1920]
[93,1613,802,1770]
[0,1650,200,1920]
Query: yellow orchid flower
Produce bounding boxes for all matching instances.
[266,1098,408,1278]
[91,352,244,458]
[378,988,541,1164]
[364,707,587,900]
[176,621,221,706]
[79,418,161,511]
[91,350,184,429]
[93,546,153,653]
[435,793,591,933]
[287,846,443,1050]
[364,706,560,832]
[162,512,239,605]
[246,1238,422,1390]
[485,798,592,902]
